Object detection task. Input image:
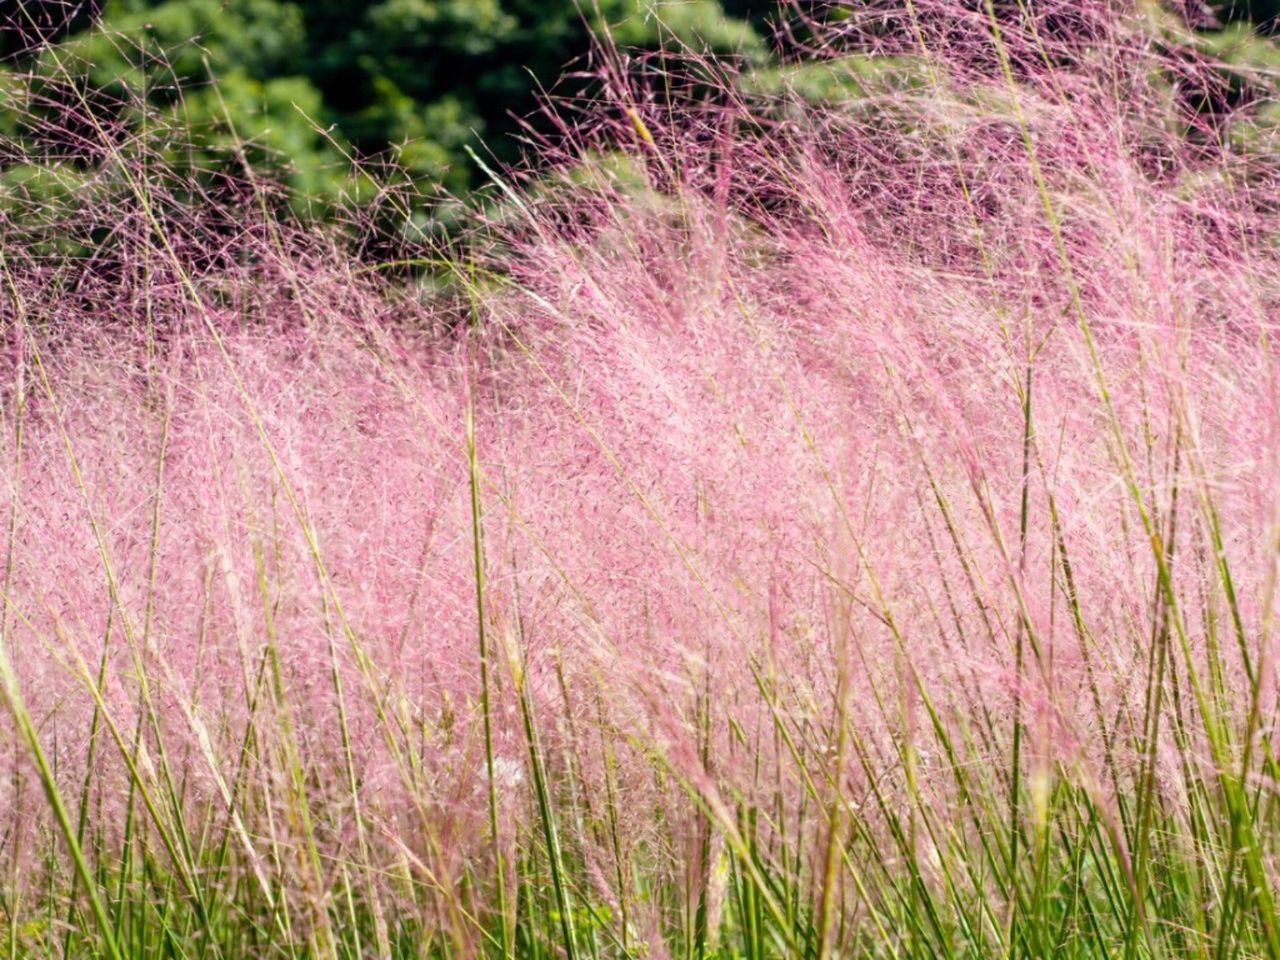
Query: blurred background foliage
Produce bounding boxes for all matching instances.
[0,0,1278,236]
[0,0,776,232]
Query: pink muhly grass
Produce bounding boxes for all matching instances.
[1,1,1280,957]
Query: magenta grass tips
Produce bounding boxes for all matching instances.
[2,1,1280,957]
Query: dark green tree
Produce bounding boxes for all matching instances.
[2,0,773,215]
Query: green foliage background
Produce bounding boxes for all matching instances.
[0,0,774,219]
[0,0,1278,230]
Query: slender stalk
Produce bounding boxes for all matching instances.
[467,385,512,957]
